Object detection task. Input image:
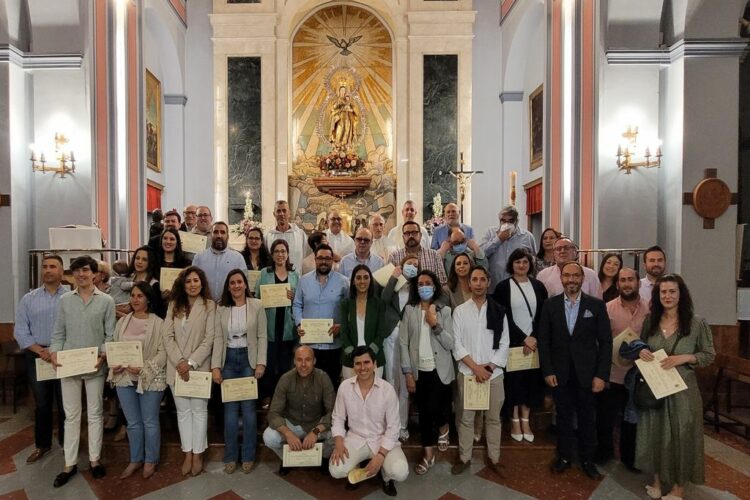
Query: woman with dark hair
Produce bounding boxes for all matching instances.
[109,282,167,479]
[536,227,561,272]
[211,269,267,474]
[598,253,623,303]
[113,246,164,318]
[158,227,191,270]
[380,253,420,441]
[255,239,298,408]
[636,274,715,500]
[241,227,272,271]
[492,248,548,443]
[162,266,216,477]
[340,264,386,379]
[399,269,454,473]
[444,252,473,309]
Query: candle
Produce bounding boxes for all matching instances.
[69,151,75,162]
[510,171,517,186]
[40,153,46,163]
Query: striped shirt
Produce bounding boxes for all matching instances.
[13,285,68,349]
[388,246,448,285]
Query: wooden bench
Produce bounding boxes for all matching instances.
[706,353,750,439]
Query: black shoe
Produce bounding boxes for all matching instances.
[550,457,571,473]
[53,466,77,488]
[90,463,107,479]
[278,464,291,476]
[381,478,398,497]
[345,482,360,491]
[581,461,603,480]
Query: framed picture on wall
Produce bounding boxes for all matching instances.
[145,69,161,172]
[529,84,543,170]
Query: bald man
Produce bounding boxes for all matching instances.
[369,213,397,261]
[324,210,355,257]
[431,202,475,250]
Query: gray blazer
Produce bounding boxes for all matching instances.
[162,297,216,386]
[399,303,455,385]
[211,299,268,370]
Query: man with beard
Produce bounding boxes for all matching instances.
[596,267,649,470]
[538,261,611,480]
[193,221,247,301]
[388,221,447,285]
[639,245,666,303]
[14,255,68,464]
[293,244,349,388]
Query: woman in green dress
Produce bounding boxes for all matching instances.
[636,274,715,500]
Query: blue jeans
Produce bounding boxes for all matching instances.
[222,347,257,463]
[116,385,163,464]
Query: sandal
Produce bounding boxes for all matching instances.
[415,456,435,475]
[645,485,662,499]
[437,430,450,452]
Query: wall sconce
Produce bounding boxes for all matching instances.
[615,126,662,174]
[31,133,76,177]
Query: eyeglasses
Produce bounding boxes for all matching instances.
[355,237,371,243]
[403,231,420,237]
[184,210,196,215]
[197,213,211,218]
[315,256,333,262]
[554,245,576,252]
[500,218,515,223]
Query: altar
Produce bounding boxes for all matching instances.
[210,1,476,234]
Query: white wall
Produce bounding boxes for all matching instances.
[183,0,213,210]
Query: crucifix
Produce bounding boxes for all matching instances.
[449,152,483,223]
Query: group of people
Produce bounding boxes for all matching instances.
[14,199,714,499]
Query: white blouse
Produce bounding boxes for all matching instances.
[417,310,436,371]
[356,315,366,347]
[227,304,248,348]
[510,280,537,336]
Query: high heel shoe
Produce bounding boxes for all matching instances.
[510,418,523,442]
[520,417,534,443]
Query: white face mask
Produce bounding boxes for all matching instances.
[500,223,515,233]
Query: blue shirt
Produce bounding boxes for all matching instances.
[293,271,349,350]
[13,285,68,349]
[564,292,582,335]
[338,252,384,280]
[192,247,248,302]
[479,226,537,288]
[431,223,474,250]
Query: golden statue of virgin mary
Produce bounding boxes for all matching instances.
[329,83,359,151]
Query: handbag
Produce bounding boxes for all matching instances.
[634,334,682,410]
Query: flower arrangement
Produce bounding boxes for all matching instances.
[424,192,445,235]
[319,148,365,176]
[232,193,264,236]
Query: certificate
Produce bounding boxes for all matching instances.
[105,341,144,367]
[372,264,408,291]
[282,443,323,468]
[505,347,540,372]
[56,347,99,378]
[246,270,261,295]
[35,358,59,381]
[260,284,291,308]
[179,231,207,254]
[300,319,333,344]
[635,349,688,399]
[221,376,258,402]
[160,267,184,292]
[463,375,490,411]
[174,371,212,399]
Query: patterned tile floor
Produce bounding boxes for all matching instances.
[0,403,746,500]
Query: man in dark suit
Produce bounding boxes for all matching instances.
[538,261,612,480]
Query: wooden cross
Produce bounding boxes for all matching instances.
[449,152,483,224]
[682,168,738,229]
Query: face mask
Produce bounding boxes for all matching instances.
[452,243,467,254]
[418,285,434,301]
[500,222,515,233]
[403,263,418,279]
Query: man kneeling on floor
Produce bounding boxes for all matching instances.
[329,346,409,496]
[263,345,335,476]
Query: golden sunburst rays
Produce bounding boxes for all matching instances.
[292,5,392,165]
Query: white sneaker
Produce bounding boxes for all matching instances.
[399,428,410,442]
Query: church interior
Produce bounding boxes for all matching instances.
[1,0,750,498]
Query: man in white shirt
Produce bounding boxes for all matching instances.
[325,210,355,257]
[329,346,408,497]
[265,200,308,273]
[369,213,396,262]
[387,200,431,249]
[451,266,509,477]
[537,237,602,298]
[639,245,666,304]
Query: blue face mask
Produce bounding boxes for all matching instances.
[418,285,434,301]
[403,263,418,279]
[452,243,467,254]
